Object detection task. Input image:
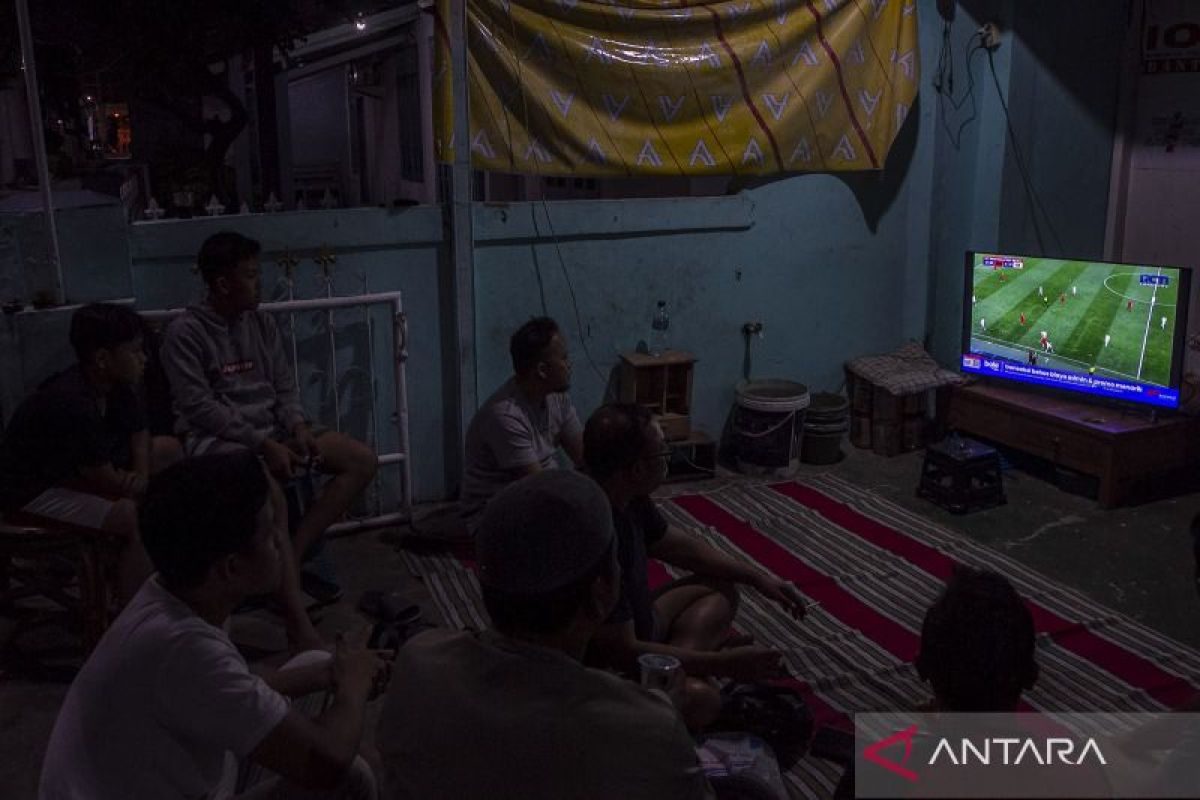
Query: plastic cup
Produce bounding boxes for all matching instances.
[639,653,683,696]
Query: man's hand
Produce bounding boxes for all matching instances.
[708,645,788,681]
[293,423,322,467]
[332,628,389,700]
[261,438,304,480]
[753,574,809,620]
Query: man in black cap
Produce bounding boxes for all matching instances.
[375,470,712,799]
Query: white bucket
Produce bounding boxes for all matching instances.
[733,379,811,476]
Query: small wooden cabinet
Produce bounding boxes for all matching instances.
[618,350,696,441]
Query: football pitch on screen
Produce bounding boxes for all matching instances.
[970,258,1178,388]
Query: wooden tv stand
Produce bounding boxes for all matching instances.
[948,383,1200,508]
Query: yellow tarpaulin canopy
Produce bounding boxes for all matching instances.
[434,0,920,175]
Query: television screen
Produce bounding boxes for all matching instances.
[962,252,1191,409]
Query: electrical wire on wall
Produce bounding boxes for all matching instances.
[985,48,1066,257]
[499,6,613,397]
[932,13,1066,259]
[932,24,986,149]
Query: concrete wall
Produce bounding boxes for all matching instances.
[472,161,934,452]
[927,0,1129,363]
[0,202,132,306]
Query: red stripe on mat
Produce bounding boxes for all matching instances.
[672,494,922,662]
[671,494,1038,716]
[768,481,1198,708]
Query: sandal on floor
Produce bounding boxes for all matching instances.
[301,571,344,606]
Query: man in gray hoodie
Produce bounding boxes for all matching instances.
[161,232,378,648]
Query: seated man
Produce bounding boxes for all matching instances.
[908,568,1113,798]
[584,404,808,692]
[458,316,583,521]
[915,566,1038,712]
[376,470,713,799]
[161,232,378,622]
[0,302,181,602]
[39,452,385,800]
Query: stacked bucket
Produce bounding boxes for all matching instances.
[731,381,849,475]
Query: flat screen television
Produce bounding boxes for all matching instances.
[961,251,1191,410]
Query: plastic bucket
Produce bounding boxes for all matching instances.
[733,380,810,476]
[801,392,849,465]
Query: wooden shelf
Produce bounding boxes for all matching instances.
[948,383,1200,508]
[619,351,697,441]
[619,350,696,367]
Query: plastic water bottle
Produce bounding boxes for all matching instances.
[650,300,670,356]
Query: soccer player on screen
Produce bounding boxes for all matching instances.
[1060,293,1066,306]
[1019,313,1026,326]
[1104,334,1111,348]
[980,318,986,332]
[1038,285,1044,297]
[1162,316,1168,330]
[1128,299,1134,312]
[1072,286,1077,297]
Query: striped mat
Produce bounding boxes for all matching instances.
[400,474,1200,799]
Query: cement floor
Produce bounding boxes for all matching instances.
[2,445,1198,797]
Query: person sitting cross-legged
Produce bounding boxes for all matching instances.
[160,231,378,646]
[0,302,182,603]
[375,470,713,799]
[458,316,584,523]
[38,452,385,800]
[583,404,809,725]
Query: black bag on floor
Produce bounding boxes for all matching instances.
[713,681,815,770]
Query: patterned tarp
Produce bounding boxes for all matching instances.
[433,0,921,175]
[402,475,1200,798]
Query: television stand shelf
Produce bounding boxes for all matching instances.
[947,383,1200,508]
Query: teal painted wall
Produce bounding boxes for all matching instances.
[1,203,132,305]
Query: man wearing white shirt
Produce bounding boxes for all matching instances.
[39,452,385,800]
